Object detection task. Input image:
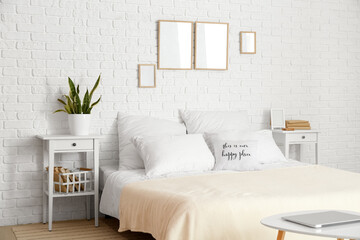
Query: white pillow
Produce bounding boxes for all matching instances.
[132,134,215,177]
[212,140,258,171]
[118,113,186,170]
[180,110,249,134]
[204,130,287,166]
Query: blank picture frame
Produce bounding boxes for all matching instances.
[240,31,256,54]
[195,22,229,70]
[138,64,156,88]
[270,108,285,130]
[158,20,193,70]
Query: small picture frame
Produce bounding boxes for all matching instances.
[240,31,256,54]
[138,64,156,88]
[270,108,285,130]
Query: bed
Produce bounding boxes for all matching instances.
[99,111,360,240]
[100,160,305,219]
[114,164,360,240]
[99,164,118,191]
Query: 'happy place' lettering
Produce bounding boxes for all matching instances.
[221,142,251,161]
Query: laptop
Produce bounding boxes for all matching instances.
[282,211,360,228]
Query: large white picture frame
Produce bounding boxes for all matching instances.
[195,22,229,70]
[158,20,193,70]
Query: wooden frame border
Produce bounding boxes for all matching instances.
[240,31,256,54]
[157,20,193,70]
[194,21,229,70]
[138,64,156,88]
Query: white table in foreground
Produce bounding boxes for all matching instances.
[37,135,103,231]
[261,211,360,240]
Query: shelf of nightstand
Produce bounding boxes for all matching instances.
[44,190,95,198]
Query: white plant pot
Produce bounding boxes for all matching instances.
[68,114,91,136]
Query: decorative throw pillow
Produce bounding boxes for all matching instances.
[117,112,186,170]
[204,130,287,167]
[213,140,258,171]
[132,134,215,177]
[179,110,249,134]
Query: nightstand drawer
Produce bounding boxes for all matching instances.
[53,139,93,151]
[287,133,316,142]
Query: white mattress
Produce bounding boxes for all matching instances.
[99,160,306,219]
[99,164,118,190]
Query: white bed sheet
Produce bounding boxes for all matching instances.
[99,159,305,219]
[99,164,118,190]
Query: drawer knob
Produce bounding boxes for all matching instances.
[72,143,77,147]
[302,136,305,139]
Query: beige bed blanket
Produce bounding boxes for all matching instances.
[119,165,360,240]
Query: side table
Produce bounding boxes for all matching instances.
[272,130,319,164]
[37,135,102,231]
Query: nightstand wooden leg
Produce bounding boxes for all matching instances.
[277,230,285,240]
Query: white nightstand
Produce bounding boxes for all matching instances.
[37,135,102,231]
[272,130,319,164]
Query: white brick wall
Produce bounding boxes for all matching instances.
[1,0,360,226]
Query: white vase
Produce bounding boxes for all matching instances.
[68,114,91,136]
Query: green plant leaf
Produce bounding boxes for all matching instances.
[90,74,101,100]
[57,99,66,105]
[68,77,76,101]
[53,109,67,114]
[64,95,74,114]
[76,84,80,94]
[64,105,72,114]
[82,90,90,114]
[74,92,82,114]
[69,90,73,101]
[90,96,101,108]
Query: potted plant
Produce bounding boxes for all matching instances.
[54,75,101,136]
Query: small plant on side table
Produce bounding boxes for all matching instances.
[54,75,102,135]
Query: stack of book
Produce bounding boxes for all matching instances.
[284,120,311,130]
